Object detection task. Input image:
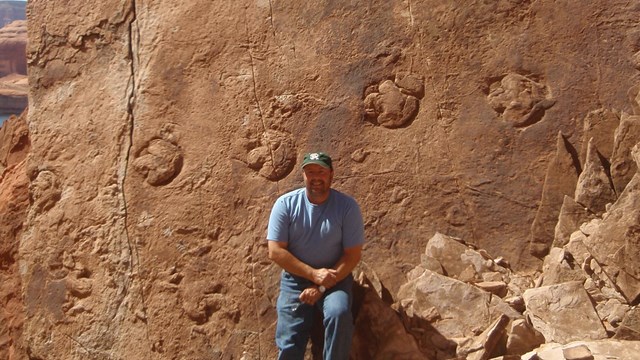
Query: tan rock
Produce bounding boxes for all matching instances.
[579,109,619,167]
[523,281,608,343]
[574,138,617,215]
[530,132,580,257]
[541,247,587,286]
[352,275,426,360]
[610,113,640,195]
[613,307,640,340]
[425,232,506,283]
[397,269,521,358]
[505,318,546,356]
[562,343,593,360]
[553,195,595,248]
[596,299,629,333]
[523,340,640,360]
[583,171,640,303]
[462,314,510,360]
[476,281,508,298]
[0,112,28,360]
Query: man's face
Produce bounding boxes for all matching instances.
[302,164,333,198]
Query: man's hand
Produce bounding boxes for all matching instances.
[312,268,337,288]
[299,286,323,305]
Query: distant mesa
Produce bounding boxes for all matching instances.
[0,1,26,28]
[0,19,26,76]
[0,18,27,124]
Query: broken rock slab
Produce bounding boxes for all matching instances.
[523,281,608,343]
[530,132,580,258]
[397,269,521,357]
[610,112,640,195]
[351,273,426,360]
[579,108,619,166]
[574,138,616,216]
[460,314,510,360]
[540,247,587,286]
[553,195,595,248]
[522,339,640,360]
[505,318,546,356]
[583,156,640,303]
[423,232,508,283]
[613,307,640,340]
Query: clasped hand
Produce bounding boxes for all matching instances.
[313,268,337,288]
[298,268,337,305]
[299,286,323,305]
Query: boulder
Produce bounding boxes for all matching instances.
[613,307,640,340]
[523,281,608,343]
[540,247,587,286]
[424,232,508,283]
[351,273,427,360]
[505,318,546,356]
[397,269,521,358]
[530,132,580,257]
[461,314,510,360]
[583,148,640,303]
[579,108,619,167]
[523,340,640,360]
[610,113,640,195]
[553,195,595,248]
[574,138,617,216]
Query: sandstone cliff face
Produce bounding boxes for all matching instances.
[16,0,640,359]
[0,111,29,360]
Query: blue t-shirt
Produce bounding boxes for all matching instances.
[267,188,365,269]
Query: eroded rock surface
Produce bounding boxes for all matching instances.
[11,0,640,359]
[0,111,29,360]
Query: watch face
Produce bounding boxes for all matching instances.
[319,286,326,293]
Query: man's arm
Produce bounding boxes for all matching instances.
[332,244,363,282]
[267,240,337,287]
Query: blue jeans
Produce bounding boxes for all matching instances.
[275,271,354,360]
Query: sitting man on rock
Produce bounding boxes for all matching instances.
[267,151,365,360]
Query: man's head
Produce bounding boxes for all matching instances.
[301,152,333,204]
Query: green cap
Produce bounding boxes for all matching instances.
[301,152,333,169]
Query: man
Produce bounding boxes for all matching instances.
[267,151,365,360]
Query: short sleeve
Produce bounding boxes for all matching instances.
[267,197,290,242]
[342,200,365,248]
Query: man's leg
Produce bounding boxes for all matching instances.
[276,273,315,360]
[321,276,354,360]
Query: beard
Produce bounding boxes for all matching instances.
[307,180,329,196]
[309,180,325,190]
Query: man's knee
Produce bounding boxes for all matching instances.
[323,300,351,321]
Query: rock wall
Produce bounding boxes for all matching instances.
[0,111,29,360]
[17,0,640,359]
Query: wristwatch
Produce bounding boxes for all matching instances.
[318,285,326,293]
